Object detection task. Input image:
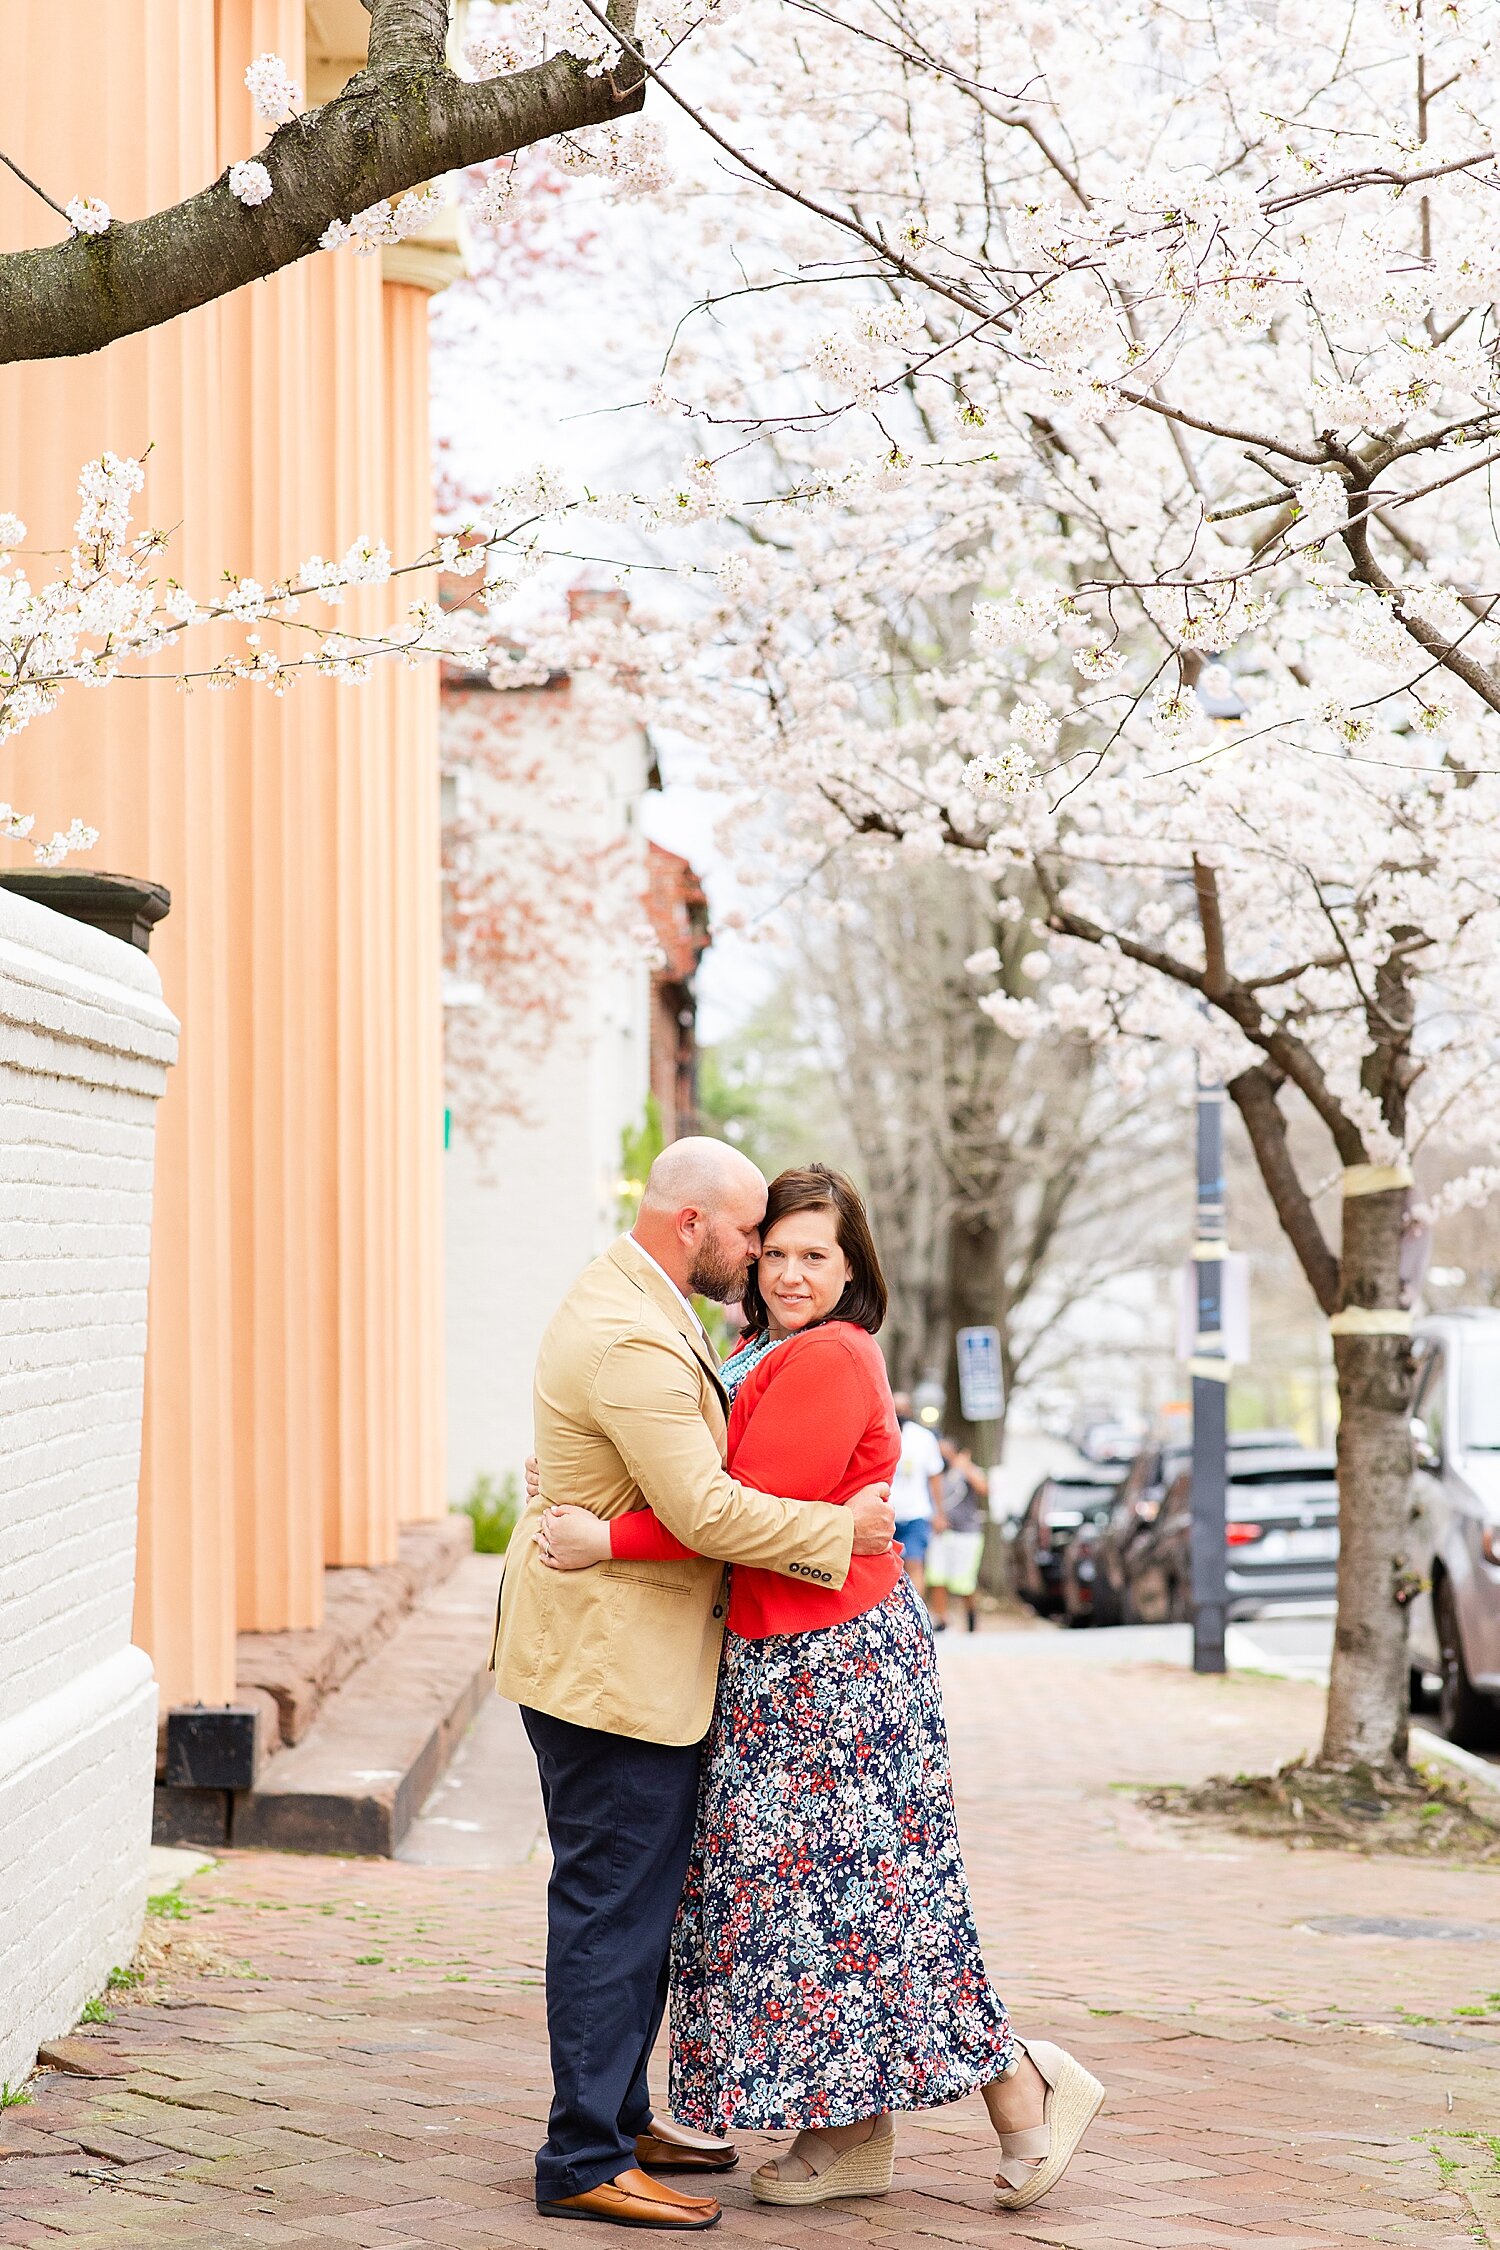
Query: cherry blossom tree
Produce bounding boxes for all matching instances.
[786,857,1185,1439]
[440,651,656,1139]
[11,0,1500,1777]
[512,0,1500,1775]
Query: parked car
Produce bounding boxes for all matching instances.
[1408,1311,1500,1750]
[1089,1443,1189,1625]
[1058,1493,1137,1627]
[1012,1466,1126,1615]
[1126,1445,1339,1623]
[1090,1430,1303,1626]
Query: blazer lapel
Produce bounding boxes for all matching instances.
[607,1236,729,1409]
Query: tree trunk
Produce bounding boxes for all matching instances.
[1319,1181,1415,1772]
[945,1207,1005,1462]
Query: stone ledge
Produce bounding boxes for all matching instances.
[233,1515,474,1753]
[230,1551,503,1857]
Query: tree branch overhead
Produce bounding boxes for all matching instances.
[0,1,644,363]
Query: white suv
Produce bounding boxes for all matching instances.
[1409,1310,1500,1750]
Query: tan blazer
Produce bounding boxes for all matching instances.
[491,1235,856,1744]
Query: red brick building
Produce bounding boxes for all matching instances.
[645,843,711,1141]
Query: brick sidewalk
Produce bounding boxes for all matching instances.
[3,1646,1498,2248]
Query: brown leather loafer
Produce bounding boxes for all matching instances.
[635,2114,738,2174]
[537,2167,722,2228]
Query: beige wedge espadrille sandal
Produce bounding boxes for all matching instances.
[993,2039,1105,2211]
[750,2114,895,2206]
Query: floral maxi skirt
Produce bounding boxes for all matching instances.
[668,1572,1015,2132]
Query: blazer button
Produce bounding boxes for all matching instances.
[712,1603,725,1619]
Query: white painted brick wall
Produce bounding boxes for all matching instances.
[0,890,177,2091]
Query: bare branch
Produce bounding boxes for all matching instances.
[1193,856,1230,998]
[0,147,69,222]
[1227,1065,1341,1314]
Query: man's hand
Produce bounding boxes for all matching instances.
[849,1481,895,1555]
[524,1454,541,1504]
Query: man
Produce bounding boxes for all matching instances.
[492,1138,895,2232]
[890,1388,946,1597]
[926,1438,989,1634]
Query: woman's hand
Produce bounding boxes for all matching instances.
[525,1454,541,1503]
[537,1503,611,1571]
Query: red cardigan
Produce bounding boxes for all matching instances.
[609,1321,902,1639]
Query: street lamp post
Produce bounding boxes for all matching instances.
[1189,1059,1229,1674]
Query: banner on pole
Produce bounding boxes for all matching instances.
[1175,1252,1251,1365]
[955,1325,1005,1421]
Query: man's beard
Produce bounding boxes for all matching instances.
[687,1235,749,1304]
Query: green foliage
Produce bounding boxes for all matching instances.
[78,1995,111,2026]
[146,1891,191,1920]
[106,1965,143,1993]
[0,2083,31,2110]
[458,1471,521,1554]
[618,1094,666,1226]
[696,989,852,1183]
[691,1295,738,1359]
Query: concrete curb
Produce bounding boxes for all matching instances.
[1226,1626,1500,1800]
[1410,1724,1500,1799]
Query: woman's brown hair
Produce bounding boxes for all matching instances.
[739,1163,888,1337]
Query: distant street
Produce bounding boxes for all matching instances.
[397,1606,1491,1884]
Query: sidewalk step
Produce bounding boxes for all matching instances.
[235,1516,475,1749]
[231,1551,504,1857]
[398,1693,545,1868]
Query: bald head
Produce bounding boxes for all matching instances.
[639,1136,766,1217]
[633,1136,768,1303]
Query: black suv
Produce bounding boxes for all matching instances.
[1012,1466,1126,1615]
[1089,1431,1303,1625]
[1127,1444,1339,1623]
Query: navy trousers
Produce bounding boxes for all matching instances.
[520,1705,704,2206]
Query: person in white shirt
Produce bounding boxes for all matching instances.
[890,1391,946,1594]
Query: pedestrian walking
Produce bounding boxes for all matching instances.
[927,1439,989,1634]
[542,1165,1106,2217]
[890,1388,945,1595]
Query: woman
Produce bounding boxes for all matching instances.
[538,1165,1103,2212]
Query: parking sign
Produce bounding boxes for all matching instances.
[955,1325,1005,1421]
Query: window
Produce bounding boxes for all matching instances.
[1415,1348,1446,1463]
[1458,1340,1500,1453]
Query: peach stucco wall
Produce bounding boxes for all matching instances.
[0,3,446,1702]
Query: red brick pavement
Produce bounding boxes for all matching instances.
[2,1645,1498,2248]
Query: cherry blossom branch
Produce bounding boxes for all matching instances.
[1030,856,1368,1162]
[0,0,643,363]
[566,0,996,325]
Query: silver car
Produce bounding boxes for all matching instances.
[1409,1310,1500,1749]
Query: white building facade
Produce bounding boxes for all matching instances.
[441,651,655,1502]
[0,891,177,2090]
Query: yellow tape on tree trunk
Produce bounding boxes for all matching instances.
[1327,1307,1414,1336]
[1342,1163,1413,1198]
